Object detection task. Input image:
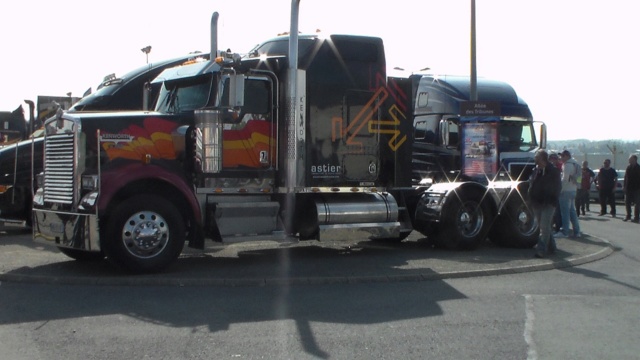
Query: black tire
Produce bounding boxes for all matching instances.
[370,191,416,243]
[413,194,437,239]
[57,247,105,262]
[433,189,492,250]
[102,194,185,273]
[489,194,539,248]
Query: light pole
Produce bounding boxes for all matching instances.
[141,45,152,64]
[470,0,477,101]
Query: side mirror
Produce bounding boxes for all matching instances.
[439,118,450,146]
[228,74,245,108]
[537,121,547,149]
[440,118,459,148]
[142,82,151,111]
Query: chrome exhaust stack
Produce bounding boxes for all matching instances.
[285,0,303,192]
[210,12,219,62]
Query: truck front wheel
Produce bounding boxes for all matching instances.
[103,195,185,273]
[489,194,539,248]
[434,190,492,250]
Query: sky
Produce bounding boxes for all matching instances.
[1,0,638,141]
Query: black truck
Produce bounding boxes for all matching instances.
[0,53,208,226]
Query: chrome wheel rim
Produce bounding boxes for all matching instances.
[122,211,170,258]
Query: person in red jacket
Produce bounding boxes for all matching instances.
[576,160,595,216]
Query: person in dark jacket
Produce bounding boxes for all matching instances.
[549,153,563,232]
[596,159,618,217]
[529,149,562,258]
[623,154,640,223]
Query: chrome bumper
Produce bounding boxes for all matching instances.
[32,209,101,252]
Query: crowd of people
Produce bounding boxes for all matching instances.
[528,149,640,258]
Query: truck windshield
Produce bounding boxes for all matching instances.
[499,120,537,152]
[155,74,213,114]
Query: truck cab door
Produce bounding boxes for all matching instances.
[222,77,276,170]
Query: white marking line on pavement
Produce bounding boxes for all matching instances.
[524,294,538,360]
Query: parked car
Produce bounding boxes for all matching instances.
[0,53,208,227]
[589,169,625,203]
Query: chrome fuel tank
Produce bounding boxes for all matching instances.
[298,192,400,239]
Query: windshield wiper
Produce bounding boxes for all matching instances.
[167,90,180,113]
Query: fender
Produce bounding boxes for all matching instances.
[97,161,201,227]
[415,181,494,223]
[485,179,529,215]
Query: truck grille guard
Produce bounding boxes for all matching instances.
[43,132,76,204]
[40,114,80,209]
[34,117,101,252]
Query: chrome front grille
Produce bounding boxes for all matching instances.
[44,133,75,204]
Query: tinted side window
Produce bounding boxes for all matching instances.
[243,79,270,115]
[414,115,440,144]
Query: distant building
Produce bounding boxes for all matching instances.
[0,105,27,144]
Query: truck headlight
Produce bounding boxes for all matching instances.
[81,175,99,191]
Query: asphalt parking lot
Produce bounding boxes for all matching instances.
[0,217,614,287]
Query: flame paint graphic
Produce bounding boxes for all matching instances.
[223,119,274,168]
[102,118,178,161]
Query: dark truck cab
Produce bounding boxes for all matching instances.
[0,53,208,226]
[70,53,208,112]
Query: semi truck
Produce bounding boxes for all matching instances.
[0,53,209,227]
[32,3,545,273]
[406,74,546,249]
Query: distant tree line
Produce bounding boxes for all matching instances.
[548,139,640,170]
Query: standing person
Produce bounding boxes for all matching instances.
[623,154,640,223]
[596,159,618,217]
[529,150,562,258]
[555,150,581,238]
[549,153,563,232]
[576,160,596,215]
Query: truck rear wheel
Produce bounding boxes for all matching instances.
[489,194,538,248]
[103,195,185,273]
[433,190,491,250]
